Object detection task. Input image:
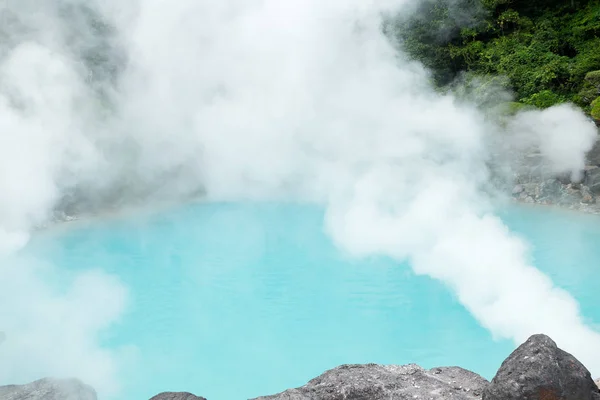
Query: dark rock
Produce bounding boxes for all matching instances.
[585,166,600,194]
[0,378,96,400]
[251,364,488,400]
[6,334,600,400]
[149,393,206,400]
[482,334,600,400]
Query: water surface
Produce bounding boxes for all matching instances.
[23,202,600,399]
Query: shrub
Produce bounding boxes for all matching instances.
[585,70,600,89]
[390,0,600,113]
[591,97,600,121]
[522,90,566,108]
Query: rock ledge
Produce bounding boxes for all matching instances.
[251,363,487,400]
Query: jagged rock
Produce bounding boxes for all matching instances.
[586,137,600,166]
[0,378,96,400]
[519,183,539,198]
[5,335,600,400]
[539,178,563,199]
[582,185,596,204]
[482,334,600,400]
[149,393,206,400]
[585,166,600,194]
[251,364,488,400]
[512,184,524,194]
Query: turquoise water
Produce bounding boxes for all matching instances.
[22,202,600,399]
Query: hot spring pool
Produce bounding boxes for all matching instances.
[16,202,600,399]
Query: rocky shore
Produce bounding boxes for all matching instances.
[509,135,600,213]
[1,334,598,400]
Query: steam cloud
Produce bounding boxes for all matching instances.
[0,0,598,398]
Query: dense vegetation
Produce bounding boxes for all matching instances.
[389,0,600,117]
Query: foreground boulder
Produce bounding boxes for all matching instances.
[0,378,96,400]
[5,334,599,400]
[149,393,206,400]
[483,334,600,400]
[251,364,488,400]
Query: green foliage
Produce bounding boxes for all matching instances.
[592,97,600,120]
[450,73,513,108]
[391,0,600,112]
[586,70,600,88]
[578,70,600,104]
[497,9,521,29]
[577,86,599,103]
[492,101,537,118]
[522,90,567,108]
[505,101,537,114]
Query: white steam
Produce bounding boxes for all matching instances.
[0,256,128,397]
[0,0,599,397]
[507,104,598,179]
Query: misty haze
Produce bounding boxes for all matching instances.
[0,0,599,399]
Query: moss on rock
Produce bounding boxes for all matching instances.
[591,97,600,121]
[585,70,600,89]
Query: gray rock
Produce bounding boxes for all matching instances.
[512,184,524,195]
[555,172,574,185]
[556,192,584,207]
[149,393,206,400]
[539,179,563,199]
[251,364,488,400]
[5,335,600,400]
[520,183,539,198]
[582,185,596,204]
[587,137,600,166]
[482,334,600,400]
[0,378,96,400]
[585,166,600,194]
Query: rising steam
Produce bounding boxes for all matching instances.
[0,0,598,398]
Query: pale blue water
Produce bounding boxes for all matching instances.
[22,202,600,399]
